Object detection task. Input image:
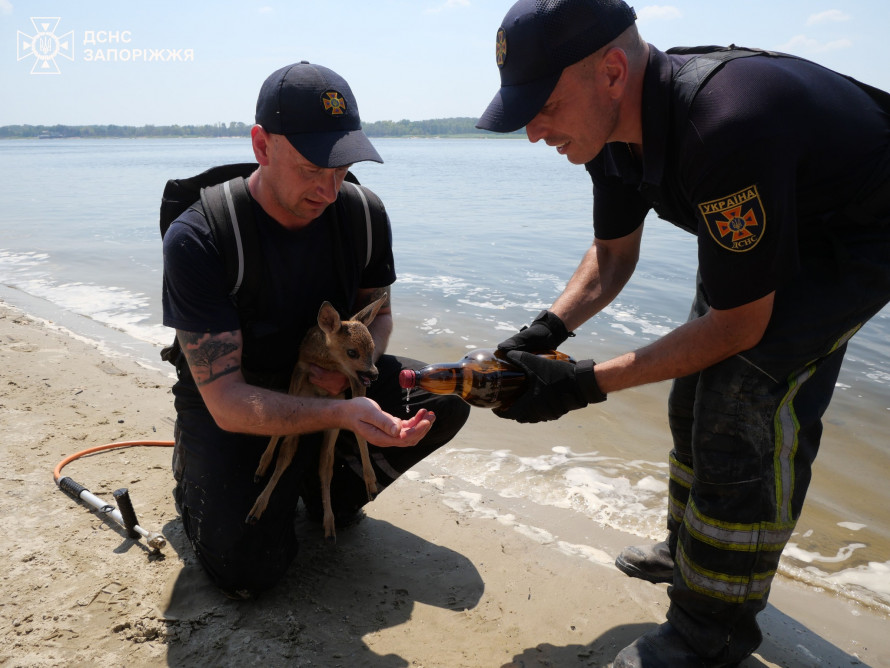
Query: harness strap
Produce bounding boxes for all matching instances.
[222,180,246,297]
[669,46,765,132]
[199,175,261,311]
[345,180,374,268]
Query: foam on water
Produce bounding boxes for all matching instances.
[784,542,868,564]
[0,249,169,350]
[410,444,890,613]
[433,446,669,540]
[424,483,615,567]
[604,302,675,338]
[838,522,867,531]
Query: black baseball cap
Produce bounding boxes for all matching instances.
[477,0,637,133]
[256,62,383,167]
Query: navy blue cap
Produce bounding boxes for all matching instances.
[477,0,637,133]
[256,62,382,167]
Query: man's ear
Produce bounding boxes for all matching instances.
[251,124,271,166]
[602,47,629,98]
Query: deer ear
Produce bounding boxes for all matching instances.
[317,301,342,334]
[354,296,384,327]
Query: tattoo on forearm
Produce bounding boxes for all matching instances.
[178,330,241,386]
[196,365,239,386]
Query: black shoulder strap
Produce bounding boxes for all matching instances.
[198,175,262,308]
[669,44,890,127]
[667,46,766,131]
[324,172,383,315]
[341,177,375,269]
[160,162,258,238]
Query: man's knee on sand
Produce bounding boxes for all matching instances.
[193,534,298,595]
[177,484,300,594]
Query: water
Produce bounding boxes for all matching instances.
[1,137,888,612]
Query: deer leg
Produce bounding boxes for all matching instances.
[355,436,378,503]
[349,382,379,502]
[318,428,340,543]
[254,435,281,483]
[246,434,299,525]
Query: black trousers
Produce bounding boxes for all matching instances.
[663,221,890,663]
[172,354,470,594]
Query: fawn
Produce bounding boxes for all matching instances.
[246,297,385,542]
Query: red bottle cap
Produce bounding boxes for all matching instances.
[398,369,416,389]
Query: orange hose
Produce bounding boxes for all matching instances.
[53,440,174,483]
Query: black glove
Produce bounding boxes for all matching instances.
[498,310,573,353]
[493,352,606,424]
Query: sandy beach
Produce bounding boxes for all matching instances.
[1,300,887,668]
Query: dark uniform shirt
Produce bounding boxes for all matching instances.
[587,45,890,310]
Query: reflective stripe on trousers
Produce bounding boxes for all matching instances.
[663,341,848,660]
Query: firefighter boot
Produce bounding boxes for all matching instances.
[613,622,741,667]
[615,539,674,584]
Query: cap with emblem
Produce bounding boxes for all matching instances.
[476,0,637,133]
[256,61,383,167]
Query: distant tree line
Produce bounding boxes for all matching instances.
[0,117,520,139]
[363,117,516,136]
[0,122,252,139]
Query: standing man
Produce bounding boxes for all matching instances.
[162,62,469,598]
[477,0,890,665]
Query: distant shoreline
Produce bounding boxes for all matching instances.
[0,118,523,140]
[0,134,522,141]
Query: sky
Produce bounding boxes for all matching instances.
[2,0,888,126]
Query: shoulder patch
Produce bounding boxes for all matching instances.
[698,185,765,253]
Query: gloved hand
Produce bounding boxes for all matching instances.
[498,310,573,353]
[493,352,606,424]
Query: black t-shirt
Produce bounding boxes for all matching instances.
[162,183,395,386]
[587,46,890,309]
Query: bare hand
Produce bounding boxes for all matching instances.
[346,397,435,448]
[308,363,350,396]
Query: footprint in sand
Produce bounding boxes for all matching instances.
[88,581,130,610]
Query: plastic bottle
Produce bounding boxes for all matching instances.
[398,348,575,409]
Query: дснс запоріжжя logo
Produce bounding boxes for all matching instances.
[15,18,195,72]
[17,17,74,75]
